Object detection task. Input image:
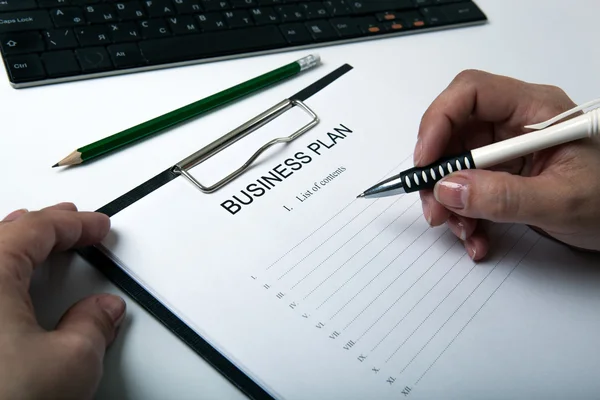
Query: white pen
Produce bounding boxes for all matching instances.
[358,98,600,199]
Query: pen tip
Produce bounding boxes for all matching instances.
[357,193,365,198]
[52,163,59,168]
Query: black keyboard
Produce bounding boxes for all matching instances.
[0,0,486,88]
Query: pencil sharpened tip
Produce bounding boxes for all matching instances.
[52,163,59,168]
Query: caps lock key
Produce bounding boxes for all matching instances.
[0,10,53,34]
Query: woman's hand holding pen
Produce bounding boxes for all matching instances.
[415,70,600,260]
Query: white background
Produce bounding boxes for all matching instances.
[2,0,600,398]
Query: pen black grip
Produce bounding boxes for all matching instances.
[400,152,476,193]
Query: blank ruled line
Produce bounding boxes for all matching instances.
[266,153,413,272]
[289,197,405,289]
[388,226,523,364]
[372,223,514,352]
[329,224,436,322]
[266,198,356,270]
[415,236,541,385]
[277,199,384,280]
[302,199,419,300]
[371,250,464,351]
[354,234,459,340]
[316,209,422,310]
[385,256,474,363]
[304,200,418,302]
[392,228,529,373]
[342,228,452,330]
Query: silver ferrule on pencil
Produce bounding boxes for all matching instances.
[297,54,321,71]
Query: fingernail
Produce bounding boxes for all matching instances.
[98,295,126,326]
[98,213,111,236]
[413,137,423,165]
[465,239,477,260]
[3,208,28,222]
[469,247,477,260]
[421,198,432,225]
[434,176,469,209]
[448,215,466,241]
[49,202,77,211]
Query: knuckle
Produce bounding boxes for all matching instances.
[477,177,517,221]
[0,248,31,284]
[453,69,482,84]
[559,188,586,223]
[63,332,101,364]
[95,310,116,340]
[530,84,577,120]
[540,83,567,98]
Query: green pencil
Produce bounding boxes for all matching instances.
[53,54,321,167]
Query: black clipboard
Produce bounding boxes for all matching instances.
[77,63,354,400]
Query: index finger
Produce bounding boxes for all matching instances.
[0,205,110,283]
[415,70,528,166]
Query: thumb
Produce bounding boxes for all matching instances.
[55,294,126,358]
[433,169,564,226]
[46,294,125,399]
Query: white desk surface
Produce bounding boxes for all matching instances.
[2,0,600,398]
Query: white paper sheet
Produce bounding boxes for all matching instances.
[101,65,600,399]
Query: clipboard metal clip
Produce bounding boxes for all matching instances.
[172,98,319,193]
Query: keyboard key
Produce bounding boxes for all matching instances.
[108,43,145,67]
[304,20,337,41]
[376,11,400,22]
[223,10,254,28]
[300,3,329,19]
[0,11,53,34]
[276,5,304,22]
[50,8,87,27]
[38,0,70,7]
[329,17,360,37]
[70,0,104,4]
[167,15,199,34]
[323,0,350,17]
[172,0,203,14]
[0,31,45,56]
[5,54,46,82]
[109,22,142,42]
[43,28,79,49]
[401,10,425,27]
[41,50,81,77]
[420,6,446,25]
[356,16,384,34]
[143,0,177,17]
[139,18,171,38]
[138,25,286,64]
[75,46,113,72]
[438,2,485,23]
[0,0,37,12]
[115,2,147,20]
[230,0,257,7]
[75,25,111,46]
[83,4,118,23]
[250,7,280,25]
[279,23,311,44]
[202,0,231,11]
[196,13,227,30]
[257,0,283,5]
[350,0,415,14]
